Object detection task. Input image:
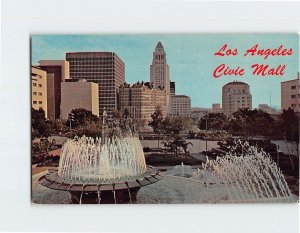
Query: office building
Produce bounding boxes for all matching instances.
[281,73,300,113]
[150,42,170,112]
[31,66,48,118]
[38,60,70,120]
[60,79,99,120]
[170,81,175,96]
[119,81,167,122]
[170,95,191,116]
[222,81,252,116]
[66,52,125,116]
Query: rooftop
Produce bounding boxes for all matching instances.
[173,95,190,98]
[281,77,299,83]
[120,81,164,90]
[223,81,249,86]
[156,41,164,49]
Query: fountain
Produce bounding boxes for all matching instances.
[39,111,163,204]
[35,137,297,204]
[192,141,295,203]
[171,162,194,178]
[39,136,163,204]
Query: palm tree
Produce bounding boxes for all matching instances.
[180,141,193,157]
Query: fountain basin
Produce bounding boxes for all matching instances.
[38,166,163,204]
[171,162,194,178]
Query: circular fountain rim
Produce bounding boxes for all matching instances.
[38,166,164,192]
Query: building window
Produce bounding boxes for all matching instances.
[33,92,37,95]
[39,101,42,104]
[291,95,296,99]
[38,84,42,87]
[39,92,42,96]
[33,83,37,87]
[33,101,37,104]
[291,85,296,90]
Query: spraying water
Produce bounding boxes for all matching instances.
[58,136,147,184]
[192,140,293,203]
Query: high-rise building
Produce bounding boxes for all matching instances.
[31,66,48,118]
[170,81,175,96]
[38,60,70,120]
[281,73,300,113]
[150,42,170,112]
[222,81,252,116]
[119,81,167,122]
[170,95,191,116]
[60,79,99,120]
[66,52,125,116]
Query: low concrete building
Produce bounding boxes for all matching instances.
[191,107,212,120]
[258,104,280,115]
[60,79,99,119]
[31,66,48,118]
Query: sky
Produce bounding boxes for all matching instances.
[31,34,299,109]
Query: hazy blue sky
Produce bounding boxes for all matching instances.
[31,34,299,109]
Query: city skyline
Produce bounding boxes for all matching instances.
[31,34,299,109]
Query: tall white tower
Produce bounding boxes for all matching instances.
[150,42,170,113]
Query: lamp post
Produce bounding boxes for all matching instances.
[203,111,208,153]
[102,108,107,140]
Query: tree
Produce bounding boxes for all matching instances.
[70,122,103,139]
[159,116,193,157]
[32,108,51,138]
[148,106,164,147]
[198,113,228,131]
[176,138,193,157]
[229,108,274,138]
[66,108,99,128]
[162,116,187,138]
[133,118,146,132]
[32,138,56,164]
[277,108,299,157]
[162,136,193,157]
[50,119,68,134]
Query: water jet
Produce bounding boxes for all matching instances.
[39,136,163,204]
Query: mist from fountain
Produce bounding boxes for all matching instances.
[192,140,294,203]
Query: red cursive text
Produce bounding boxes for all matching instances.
[244,44,293,59]
[213,64,245,78]
[214,44,238,56]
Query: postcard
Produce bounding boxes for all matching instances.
[31,34,299,204]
